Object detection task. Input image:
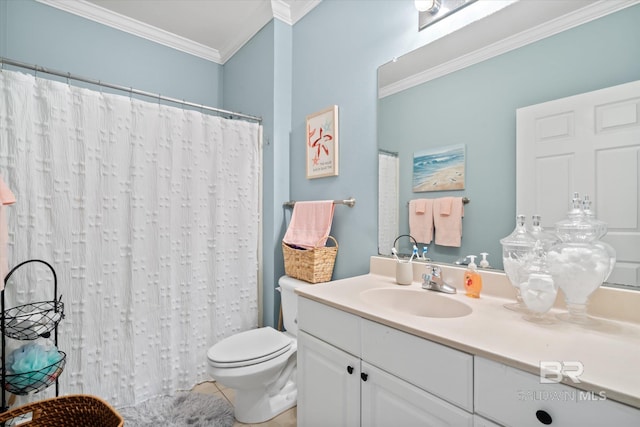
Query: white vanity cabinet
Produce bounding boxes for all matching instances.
[297,295,640,426]
[297,331,361,426]
[474,357,640,427]
[297,297,474,427]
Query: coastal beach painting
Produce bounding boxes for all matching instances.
[412,144,465,192]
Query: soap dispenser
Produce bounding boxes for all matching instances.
[479,252,490,268]
[464,255,482,298]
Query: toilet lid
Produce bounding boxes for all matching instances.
[207,326,293,368]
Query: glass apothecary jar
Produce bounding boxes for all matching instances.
[547,193,616,324]
[520,242,558,324]
[500,215,536,312]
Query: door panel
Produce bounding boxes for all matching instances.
[517,80,640,288]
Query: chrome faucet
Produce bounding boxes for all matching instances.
[422,265,457,294]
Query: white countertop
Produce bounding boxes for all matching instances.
[295,256,640,408]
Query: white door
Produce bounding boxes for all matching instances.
[297,331,361,427]
[517,80,640,288]
[361,362,473,427]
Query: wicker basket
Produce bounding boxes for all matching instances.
[0,394,123,426]
[282,236,338,284]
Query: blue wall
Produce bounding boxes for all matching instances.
[290,0,428,279]
[223,19,293,327]
[379,4,640,268]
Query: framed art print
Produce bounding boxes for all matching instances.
[306,105,339,179]
[412,144,465,192]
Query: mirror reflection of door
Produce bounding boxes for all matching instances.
[378,151,399,255]
[517,80,640,288]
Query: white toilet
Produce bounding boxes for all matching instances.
[207,276,307,424]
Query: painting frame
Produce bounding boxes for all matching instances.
[306,105,339,179]
[412,144,466,192]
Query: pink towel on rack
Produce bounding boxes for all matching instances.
[283,200,335,248]
[434,197,464,247]
[409,199,433,244]
[439,197,452,215]
[0,175,16,290]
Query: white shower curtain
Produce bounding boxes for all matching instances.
[0,69,260,406]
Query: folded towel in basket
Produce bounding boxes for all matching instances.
[283,200,335,248]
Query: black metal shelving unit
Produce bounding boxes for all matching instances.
[1,259,65,414]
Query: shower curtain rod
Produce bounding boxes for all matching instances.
[0,56,262,123]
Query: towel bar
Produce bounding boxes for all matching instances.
[406,197,469,206]
[283,197,356,208]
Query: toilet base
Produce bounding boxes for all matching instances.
[234,379,297,423]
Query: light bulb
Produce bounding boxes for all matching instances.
[415,0,433,12]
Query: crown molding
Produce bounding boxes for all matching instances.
[272,0,321,25]
[37,0,222,63]
[379,0,640,99]
[272,0,293,24]
[37,0,320,65]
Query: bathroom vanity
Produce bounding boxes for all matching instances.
[295,257,640,427]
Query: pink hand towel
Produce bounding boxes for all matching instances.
[0,177,16,205]
[434,197,464,247]
[283,200,335,248]
[439,197,452,215]
[0,175,16,290]
[409,199,434,244]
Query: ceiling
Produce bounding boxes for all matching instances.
[38,0,321,64]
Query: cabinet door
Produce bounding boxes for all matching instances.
[297,331,361,427]
[361,362,473,427]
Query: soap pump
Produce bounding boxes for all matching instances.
[479,252,490,269]
[464,255,483,298]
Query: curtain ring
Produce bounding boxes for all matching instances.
[67,72,71,86]
[129,87,133,100]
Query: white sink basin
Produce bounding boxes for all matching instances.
[359,288,472,318]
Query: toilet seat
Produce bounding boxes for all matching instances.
[208,326,293,368]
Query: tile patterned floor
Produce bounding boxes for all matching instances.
[192,381,297,427]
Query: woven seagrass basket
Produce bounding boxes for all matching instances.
[0,394,123,427]
[282,236,338,284]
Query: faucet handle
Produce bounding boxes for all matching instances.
[422,264,439,284]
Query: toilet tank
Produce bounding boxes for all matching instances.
[279,276,308,336]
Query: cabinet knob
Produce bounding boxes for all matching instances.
[360,372,368,382]
[347,366,354,374]
[535,409,553,425]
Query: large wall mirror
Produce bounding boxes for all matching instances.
[377,0,640,289]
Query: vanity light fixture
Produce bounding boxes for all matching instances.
[417,0,477,31]
[415,0,441,13]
